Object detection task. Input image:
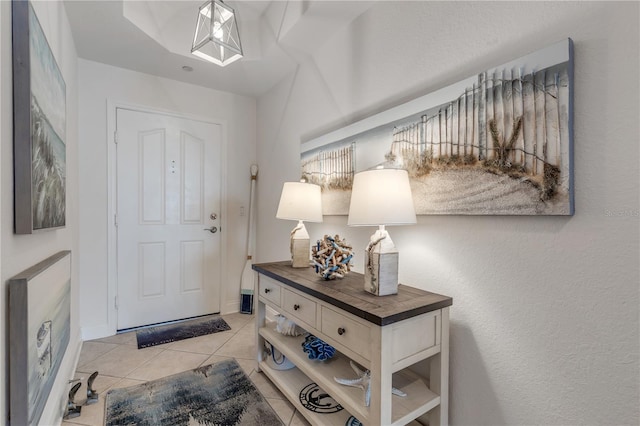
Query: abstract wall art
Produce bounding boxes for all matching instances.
[13,0,67,233]
[9,251,72,426]
[301,39,574,216]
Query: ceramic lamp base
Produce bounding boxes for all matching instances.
[291,238,310,268]
[289,221,311,268]
[364,250,399,296]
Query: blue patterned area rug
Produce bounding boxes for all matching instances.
[104,359,283,426]
[136,315,231,349]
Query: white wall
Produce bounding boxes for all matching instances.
[0,0,81,424]
[0,1,4,418]
[256,2,639,425]
[77,59,256,338]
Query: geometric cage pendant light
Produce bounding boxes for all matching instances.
[191,0,243,67]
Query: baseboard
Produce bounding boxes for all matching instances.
[81,323,115,341]
[222,299,241,315]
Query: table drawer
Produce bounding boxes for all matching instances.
[259,276,282,307]
[282,289,317,328]
[321,306,371,361]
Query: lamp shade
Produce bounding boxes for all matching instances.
[348,168,416,226]
[276,182,323,222]
[191,0,243,67]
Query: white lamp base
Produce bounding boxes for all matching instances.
[290,221,310,268]
[364,226,399,296]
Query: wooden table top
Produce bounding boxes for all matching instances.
[253,261,452,326]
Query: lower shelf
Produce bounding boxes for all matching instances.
[259,361,355,426]
[259,326,441,425]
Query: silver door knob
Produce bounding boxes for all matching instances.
[204,226,218,233]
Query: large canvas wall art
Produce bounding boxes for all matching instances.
[13,0,67,234]
[9,251,72,426]
[301,39,574,215]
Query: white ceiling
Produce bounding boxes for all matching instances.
[63,0,374,97]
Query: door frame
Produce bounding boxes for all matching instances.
[106,100,228,334]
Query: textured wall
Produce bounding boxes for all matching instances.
[256,2,639,425]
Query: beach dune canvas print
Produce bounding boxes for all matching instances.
[9,251,71,426]
[301,39,574,215]
[13,1,66,233]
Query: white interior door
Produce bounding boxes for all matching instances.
[116,108,221,330]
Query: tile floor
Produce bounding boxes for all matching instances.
[62,313,310,426]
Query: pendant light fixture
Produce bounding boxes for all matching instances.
[191,0,243,67]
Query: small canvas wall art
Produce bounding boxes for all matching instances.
[301,39,574,215]
[13,1,67,233]
[9,251,71,426]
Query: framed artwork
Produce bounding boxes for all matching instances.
[9,251,72,426]
[13,0,67,234]
[301,39,574,216]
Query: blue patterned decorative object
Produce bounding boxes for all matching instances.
[302,334,336,361]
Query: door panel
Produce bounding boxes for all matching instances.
[139,242,166,298]
[181,240,204,293]
[182,132,204,224]
[116,108,221,329]
[140,129,165,224]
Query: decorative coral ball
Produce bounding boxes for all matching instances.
[311,234,353,280]
[301,334,336,361]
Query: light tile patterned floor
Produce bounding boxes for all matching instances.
[62,313,310,426]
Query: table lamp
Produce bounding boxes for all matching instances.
[347,167,416,295]
[276,181,323,268]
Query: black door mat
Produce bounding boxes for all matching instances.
[136,315,231,349]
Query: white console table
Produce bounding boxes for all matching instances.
[253,262,452,426]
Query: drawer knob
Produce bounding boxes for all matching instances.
[264,288,271,294]
[293,304,300,311]
[337,327,346,336]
